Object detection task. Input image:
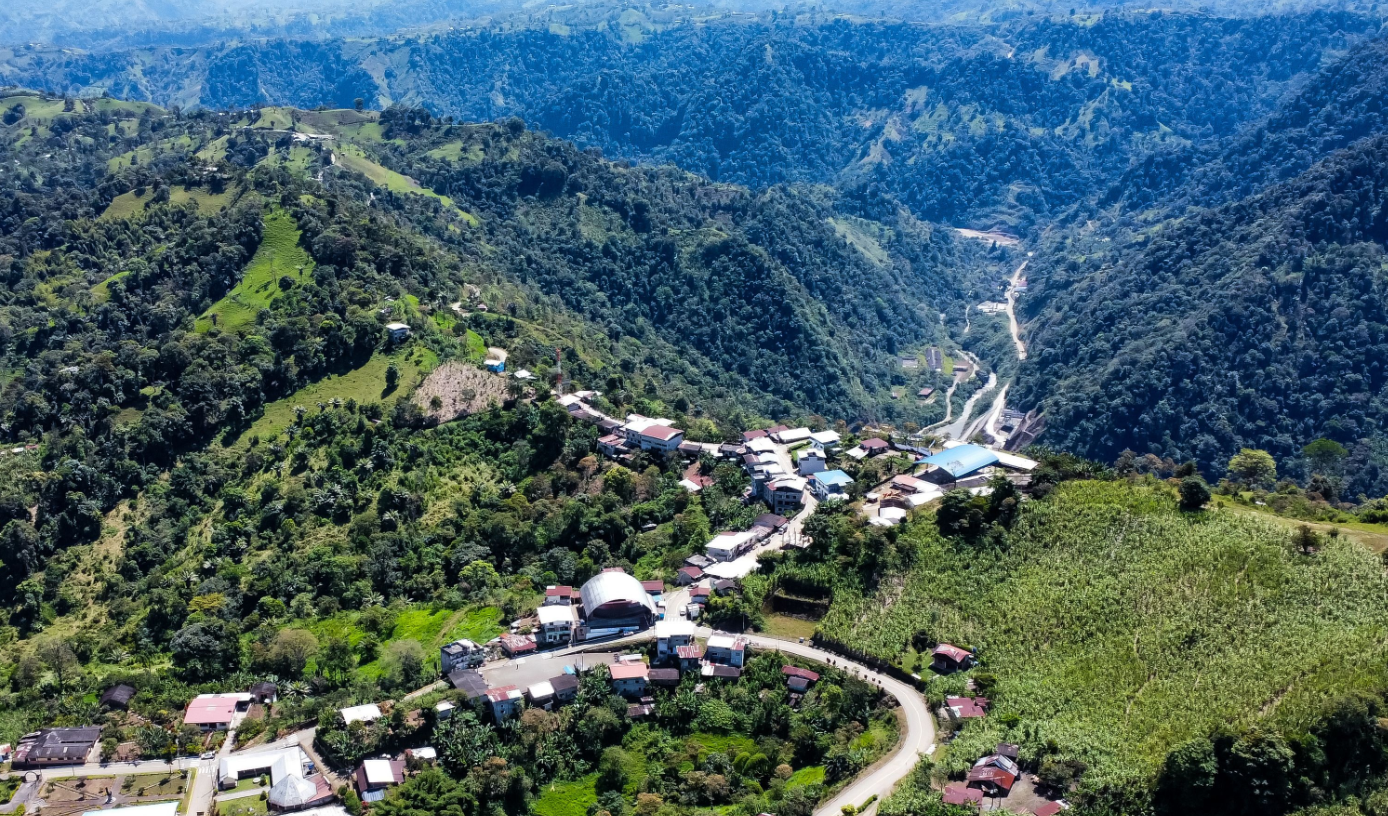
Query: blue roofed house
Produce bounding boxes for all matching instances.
[917,444,1000,483]
[810,469,854,501]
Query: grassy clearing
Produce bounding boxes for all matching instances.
[761,613,818,641]
[533,774,598,816]
[218,794,269,816]
[121,773,188,796]
[427,140,485,164]
[818,480,1388,790]
[197,209,312,333]
[786,765,826,789]
[1217,498,1388,553]
[101,185,232,221]
[229,352,421,447]
[336,144,478,225]
[687,733,757,756]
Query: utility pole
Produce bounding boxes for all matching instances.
[554,346,564,395]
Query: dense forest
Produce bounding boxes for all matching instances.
[1015,32,1388,494]
[1,11,1378,229]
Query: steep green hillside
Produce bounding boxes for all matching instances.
[811,479,1388,812]
[1015,129,1388,496]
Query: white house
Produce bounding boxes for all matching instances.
[706,530,757,562]
[536,604,577,646]
[620,415,685,452]
[705,633,748,667]
[796,447,826,475]
[655,619,696,659]
[385,322,411,342]
[340,704,383,725]
[809,430,841,451]
[773,427,813,445]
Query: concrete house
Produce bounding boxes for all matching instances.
[385,322,411,342]
[705,633,748,667]
[766,477,807,515]
[797,447,826,475]
[537,605,577,646]
[487,686,524,722]
[656,619,696,659]
[810,469,854,501]
[609,663,650,697]
[440,638,486,674]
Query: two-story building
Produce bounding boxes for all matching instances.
[537,605,577,646]
[705,633,748,667]
[440,638,486,675]
[655,619,696,659]
[486,686,524,722]
[609,663,650,697]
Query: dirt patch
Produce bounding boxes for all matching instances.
[413,361,509,422]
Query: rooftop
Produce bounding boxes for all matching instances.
[340,703,383,724]
[609,663,650,681]
[814,469,854,487]
[184,694,243,725]
[918,444,1000,478]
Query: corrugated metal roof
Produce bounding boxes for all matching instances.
[919,444,999,478]
[580,571,657,615]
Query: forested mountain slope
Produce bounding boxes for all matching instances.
[2,11,1377,229]
[0,93,963,603]
[1015,131,1388,496]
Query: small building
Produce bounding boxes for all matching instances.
[917,387,935,400]
[797,447,826,475]
[627,703,655,719]
[676,644,705,672]
[610,663,650,697]
[996,743,1020,760]
[773,427,812,445]
[536,605,576,646]
[848,437,890,459]
[648,668,681,688]
[943,784,984,806]
[742,429,769,442]
[484,348,508,373]
[527,681,556,709]
[449,669,489,703]
[810,469,854,501]
[967,754,1019,796]
[701,664,742,680]
[620,415,685,452]
[434,701,456,721]
[406,747,438,764]
[355,759,407,802]
[676,566,703,585]
[712,578,737,596]
[441,638,487,674]
[385,322,411,342]
[269,772,334,812]
[707,530,757,562]
[549,674,580,703]
[184,693,250,731]
[11,727,101,768]
[100,683,137,711]
[598,434,630,458]
[500,633,538,657]
[690,585,711,604]
[931,644,975,673]
[685,553,715,569]
[1033,802,1068,816]
[641,580,665,596]
[340,703,384,725]
[656,619,696,659]
[782,666,820,693]
[544,586,578,605]
[486,686,524,722]
[809,430,841,451]
[705,633,748,667]
[249,681,279,705]
[752,513,789,532]
[947,696,990,719]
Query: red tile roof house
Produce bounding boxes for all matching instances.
[931,643,976,673]
[943,784,984,806]
[946,696,990,719]
[676,566,703,585]
[183,694,248,731]
[966,765,1017,796]
[609,663,650,697]
[859,438,890,453]
[782,666,820,693]
[500,634,537,658]
[1033,802,1068,816]
[641,580,665,595]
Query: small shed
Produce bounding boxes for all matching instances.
[100,684,136,711]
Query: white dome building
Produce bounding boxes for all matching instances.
[580,570,656,629]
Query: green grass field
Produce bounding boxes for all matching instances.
[786,765,826,789]
[426,140,485,164]
[230,352,421,446]
[197,209,312,333]
[817,480,1388,790]
[687,733,757,756]
[533,774,598,816]
[100,186,232,221]
[336,144,478,225]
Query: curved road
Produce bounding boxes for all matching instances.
[735,633,936,816]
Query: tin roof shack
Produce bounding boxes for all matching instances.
[355,759,406,802]
[931,643,976,673]
[100,684,137,710]
[449,669,490,703]
[782,666,820,694]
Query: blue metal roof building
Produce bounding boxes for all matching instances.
[815,470,854,487]
[917,444,1000,479]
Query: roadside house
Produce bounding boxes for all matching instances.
[610,663,650,697]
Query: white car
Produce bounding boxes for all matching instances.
[201,752,216,760]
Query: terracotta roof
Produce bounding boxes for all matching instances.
[742,430,769,441]
[546,585,575,596]
[782,666,821,682]
[1033,803,1064,816]
[966,766,1016,791]
[678,566,703,579]
[183,694,241,725]
[933,643,973,664]
[609,663,649,681]
[641,580,665,593]
[946,696,988,718]
[641,425,683,441]
[943,784,983,805]
[676,645,704,659]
